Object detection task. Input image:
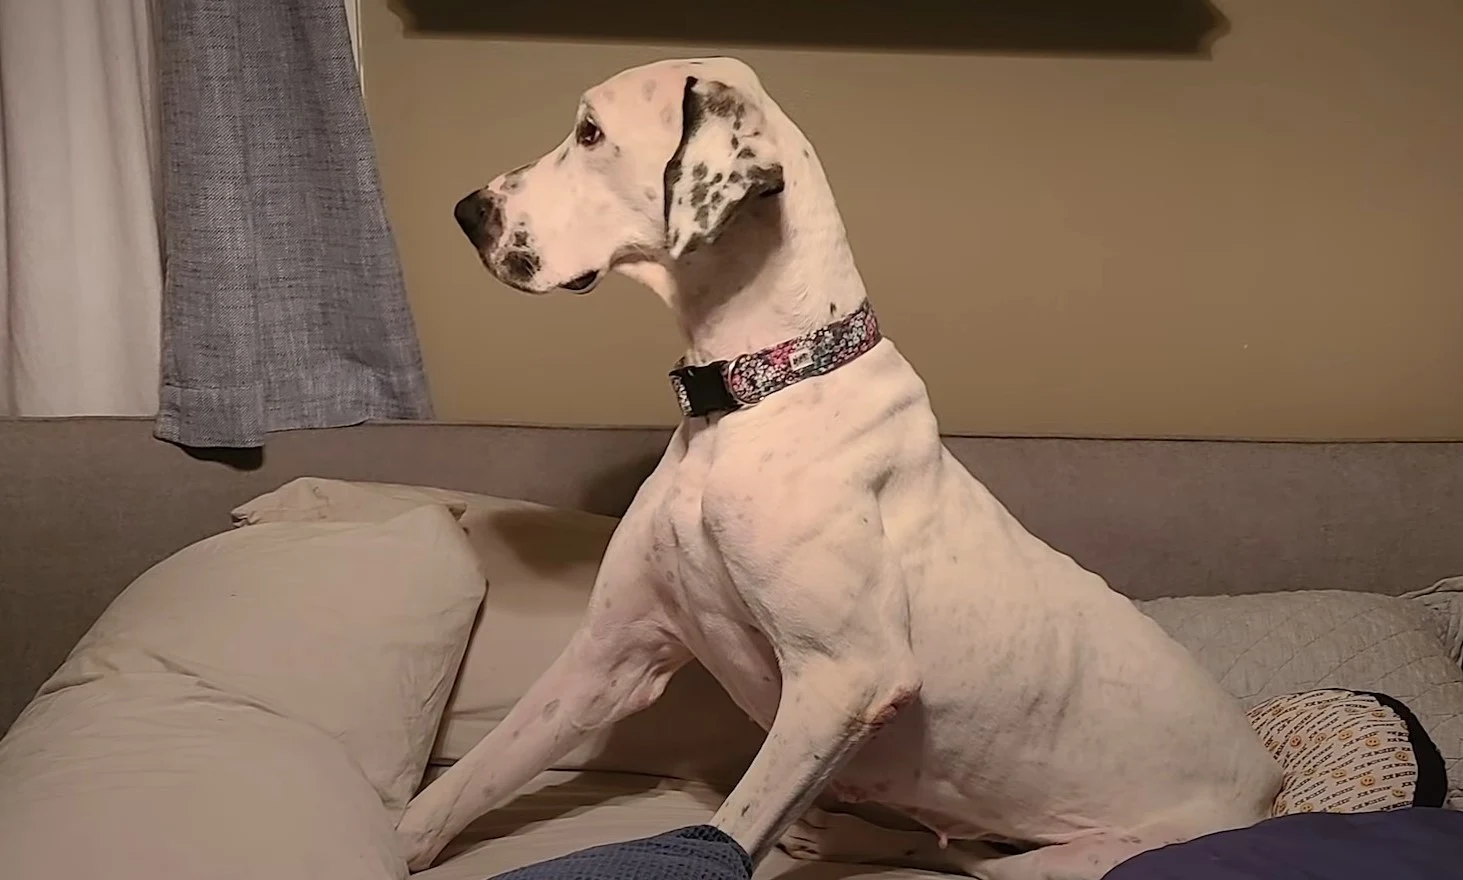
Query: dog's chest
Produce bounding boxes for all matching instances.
[643,449,785,727]
[647,465,740,626]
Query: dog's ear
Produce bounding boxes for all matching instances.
[663,76,785,260]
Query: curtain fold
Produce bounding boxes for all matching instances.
[0,0,163,417]
[154,0,432,448]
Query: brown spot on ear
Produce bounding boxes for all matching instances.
[643,80,658,100]
[693,163,708,180]
[542,699,560,719]
[602,88,616,102]
[747,163,785,197]
[695,80,750,132]
[661,107,674,126]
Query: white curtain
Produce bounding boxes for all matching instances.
[0,0,162,416]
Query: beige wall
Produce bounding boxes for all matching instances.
[362,0,1463,439]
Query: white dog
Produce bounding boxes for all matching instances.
[398,57,1282,879]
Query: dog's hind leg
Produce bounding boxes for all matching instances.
[395,514,688,871]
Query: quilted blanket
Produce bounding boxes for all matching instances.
[1136,590,1463,807]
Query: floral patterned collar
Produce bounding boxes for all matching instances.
[668,299,882,419]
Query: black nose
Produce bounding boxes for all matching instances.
[454,190,500,250]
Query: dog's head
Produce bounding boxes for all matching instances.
[453,57,786,295]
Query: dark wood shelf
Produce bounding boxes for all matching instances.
[389,0,1229,58]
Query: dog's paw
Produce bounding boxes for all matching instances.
[780,807,946,869]
[779,808,837,862]
[395,799,450,873]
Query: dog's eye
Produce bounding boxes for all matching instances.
[576,118,603,148]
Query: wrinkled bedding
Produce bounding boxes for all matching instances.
[421,777,1463,880]
[416,770,948,880]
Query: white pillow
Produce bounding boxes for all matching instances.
[0,504,486,879]
[234,478,766,787]
[1137,590,1463,809]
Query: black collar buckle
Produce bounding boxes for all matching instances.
[668,360,743,418]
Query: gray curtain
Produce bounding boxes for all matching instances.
[154,0,433,449]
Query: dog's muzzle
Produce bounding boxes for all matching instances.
[453,189,597,294]
[454,189,542,290]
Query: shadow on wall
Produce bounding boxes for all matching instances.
[389,0,1230,57]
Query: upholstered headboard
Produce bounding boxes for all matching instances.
[3,416,1462,730]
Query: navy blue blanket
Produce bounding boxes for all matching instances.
[487,825,751,880]
[1107,808,1463,879]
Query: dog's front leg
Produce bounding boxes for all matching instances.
[708,499,921,865]
[397,617,687,870]
[711,655,920,864]
[396,509,688,871]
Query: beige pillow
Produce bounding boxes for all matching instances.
[235,478,766,789]
[0,504,486,877]
[47,503,484,815]
[0,676,405,880]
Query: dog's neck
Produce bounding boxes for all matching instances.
[624,128,869,365]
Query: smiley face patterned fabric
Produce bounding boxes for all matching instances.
[1248,687,1448,816]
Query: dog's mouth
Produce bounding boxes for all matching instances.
[560,271,600,293]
